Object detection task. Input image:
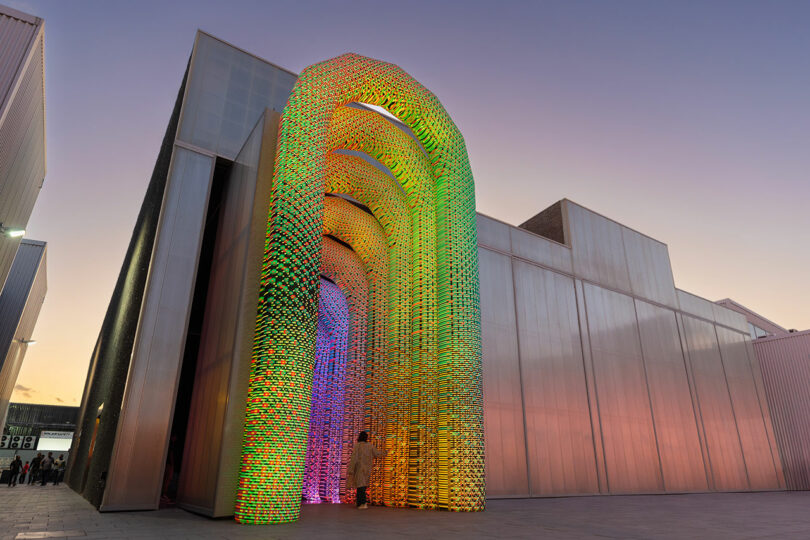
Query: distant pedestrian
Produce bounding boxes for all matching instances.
[346,431,386,509]
[19,461,29,484]
[29,453,41,485]
[53,454,65,485]
[40,452,53,486]
[7,455,22,487]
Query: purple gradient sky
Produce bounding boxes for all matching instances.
[6,0,809,406]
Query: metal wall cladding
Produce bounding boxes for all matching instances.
[716,327,780,489]
[102,147,214,511]
[479,248,529,496]
[513,260,597,496]
[0,241,45,366]
[0,8,38,111]
[510,227,572,275]
[0,27,45,292]
[566,202,632,293]
[712,304,749,335]
[0,240,46,430]
[677,290,717,323]
[680,315,749,491]
[717,299,788,336]
[476,214,511,254]
[635,300,708,491]
[622,228,678,309]
[178,111,277,517]
[479,203,783,499]
[177,32,297,160]
[754,332,810,490]
[583,283,662,493]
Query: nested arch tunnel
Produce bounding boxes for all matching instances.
[235,53,483,524]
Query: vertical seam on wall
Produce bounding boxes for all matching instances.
[154,152,217,509]
[508,238,532,497]
[681,316,717,490]
[714,325,752,489]
[676,313,713,491]
[743,341,782,488]
[758,342,791,489]
[631,299,667,492]
[573,279,603,494]
[106,150,187,507]
[478,243,748,337]
[618,219,635,300]
[173,32,201,149]
[579,282,610,493]
[213,114,270,511]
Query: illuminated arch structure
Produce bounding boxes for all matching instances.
[235,54,484,524]
[69,32,788,524]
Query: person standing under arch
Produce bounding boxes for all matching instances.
[346,431,386,509]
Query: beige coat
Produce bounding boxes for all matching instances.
[346,441,385,488]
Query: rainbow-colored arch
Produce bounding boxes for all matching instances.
[236,53,483,524]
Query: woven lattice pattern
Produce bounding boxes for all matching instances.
[236,54,482,525]
[303,278,348,503]
[319,237,369,502]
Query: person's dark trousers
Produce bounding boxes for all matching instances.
[53,472,60,485]
[356,486,367,507]
[40,470,49,486]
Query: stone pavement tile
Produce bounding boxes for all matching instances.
[2,485,810,539]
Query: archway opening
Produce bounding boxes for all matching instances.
[303,277,350,504]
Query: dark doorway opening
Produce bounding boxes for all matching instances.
[161,157,232,507]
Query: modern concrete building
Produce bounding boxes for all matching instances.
[715,299,810,491]
[0,239,47,432]
[0,4,46,292]
[69,31,788,523]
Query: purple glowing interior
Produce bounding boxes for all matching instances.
[303,278,349,503]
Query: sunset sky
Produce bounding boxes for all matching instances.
[6,0,809,406]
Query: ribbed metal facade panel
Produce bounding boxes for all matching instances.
[480,248,529,497]
[753,332,810,490]
[716,327,780,489]
[0,240,46,430]
[681,316,749,490]
[0,13,45,293]
[177,110,279,517]
[635,300,708,492]
[623,227,678,309]
[583,283,662,493]
[566,202,633,293]
[0,7,38,113]
[513,261,597,496]
[716,299,789,337]
[101,147,214,511]
[480,201,783,499]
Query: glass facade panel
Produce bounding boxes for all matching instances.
[178,33,297,159]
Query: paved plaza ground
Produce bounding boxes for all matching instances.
[1,484,809,539]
